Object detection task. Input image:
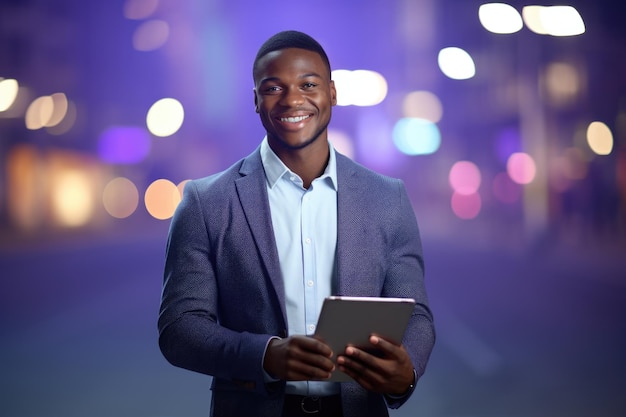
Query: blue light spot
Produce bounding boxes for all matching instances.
[98,126,151,164]
[392,117,441,155]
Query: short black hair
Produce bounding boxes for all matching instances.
[253,30,331,81]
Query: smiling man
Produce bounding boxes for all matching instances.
[158,30,435,417]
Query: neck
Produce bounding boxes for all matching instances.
[272,140,330,189]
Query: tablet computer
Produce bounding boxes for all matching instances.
[313,296,416,382]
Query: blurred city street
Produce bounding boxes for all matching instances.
[1,219,624,416]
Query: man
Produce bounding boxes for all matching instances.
[158,30,435,417]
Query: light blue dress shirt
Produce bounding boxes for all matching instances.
[261,137,341,396]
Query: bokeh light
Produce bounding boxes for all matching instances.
[7,145,41,231]
[0,78,19,111]
[449,161,481,195]
[47,93,69,127]
[478,3,523,34]
[51,169,94,227]
[451,191,482,220]
[47,100,77,135]
[98,126,152,164]
[328,129,355,159]
[522,5,585,36]
[544,62,581,106]
[146,98,184,137]
[332,69,388,106]
[507,152,536,184]
[402,90,443,123]
[393,117,441,156]
[438,47,476,80]
[25,95,53,130]
[144,178,180,220]
[24,93,69,130]
[177,180,190,198]
[123,0,159,20]
[103,177,140,219]
[133,19,169,51]
[586,121,613,155]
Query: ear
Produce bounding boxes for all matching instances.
[329,80,337,106]
[253,88,260,113]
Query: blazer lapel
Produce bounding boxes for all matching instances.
[235,149,288,327]
[335,153,363,296]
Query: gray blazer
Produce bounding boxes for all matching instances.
[158,147,435,417]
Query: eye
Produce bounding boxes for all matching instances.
[262,85,282,94]
[302,82,317,89]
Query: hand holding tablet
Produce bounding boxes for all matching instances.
[313,296,416,382]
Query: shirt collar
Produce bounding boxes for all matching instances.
[260,136,338,190]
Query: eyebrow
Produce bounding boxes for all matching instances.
[259,72,324,85]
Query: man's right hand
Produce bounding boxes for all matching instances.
[263,336,335,381]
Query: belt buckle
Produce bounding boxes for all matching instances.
[300,396,321,414]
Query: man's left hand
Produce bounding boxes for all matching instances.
[336,335,414,396]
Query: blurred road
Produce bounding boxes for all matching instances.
[1,221,625,417]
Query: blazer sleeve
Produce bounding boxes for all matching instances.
[383,180,435,408]
[157,179,275,396]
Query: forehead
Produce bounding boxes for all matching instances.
[255,48,329,82]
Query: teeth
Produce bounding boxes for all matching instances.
[280,115,309,123]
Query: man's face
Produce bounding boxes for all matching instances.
[254,48,337,152]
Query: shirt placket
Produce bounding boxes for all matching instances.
[300,188,317,336]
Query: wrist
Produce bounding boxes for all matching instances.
[389,368,417,398]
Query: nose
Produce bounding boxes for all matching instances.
[279,86,304,107]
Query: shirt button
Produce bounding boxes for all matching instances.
[308,324,316,333]
[307,280,314,287]
[304,237,311,244]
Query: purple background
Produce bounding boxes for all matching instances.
[1,0,625,416]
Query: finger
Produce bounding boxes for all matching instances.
[369,335,403,357]
[295,335,334,357]
[336,353,381,392]
[288,339,335,373]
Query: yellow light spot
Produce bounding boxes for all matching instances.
[402,90,443,123]
[332,69,388,106]
[47,100,77,135]
[438,47,475,80]
[51,169,94,227]
[177,179,190,197]
[586,121,613,155]
[46,93,69,127]
[145,179,180,220]
[7,145,42,231]
[146,98,184,137]
[0,78,19,112]
[522,5,585,36]
[25,95,54,130]
[544,62,581,106]
[103,177,139,219]
[478,3,523,34]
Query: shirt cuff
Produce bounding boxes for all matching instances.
[262,336,281,383]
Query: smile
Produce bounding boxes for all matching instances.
[279,115,311,123]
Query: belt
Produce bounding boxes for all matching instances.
[282,394,342,417]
